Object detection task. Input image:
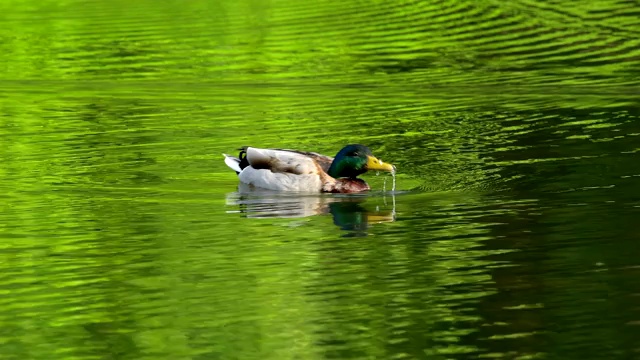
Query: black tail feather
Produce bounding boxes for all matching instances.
[238,147,250,171]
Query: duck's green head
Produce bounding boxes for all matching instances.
[327,144,395,179]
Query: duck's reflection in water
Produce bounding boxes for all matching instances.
[226,184,395,235]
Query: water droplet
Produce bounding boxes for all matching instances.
[392,171,396,192]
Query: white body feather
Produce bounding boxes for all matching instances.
[224,147,329,192]
[240,168,323,192]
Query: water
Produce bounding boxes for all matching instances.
[1,0,640,359]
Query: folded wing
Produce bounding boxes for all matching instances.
[245,147,321,175]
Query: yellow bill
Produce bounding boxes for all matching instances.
[366,155,395,172]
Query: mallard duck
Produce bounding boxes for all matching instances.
[223,144,395,193]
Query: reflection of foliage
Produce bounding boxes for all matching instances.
[2,0,638,85]
[0,94,177,358]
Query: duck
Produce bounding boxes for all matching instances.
[223,144,395,193]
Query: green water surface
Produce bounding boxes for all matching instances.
[1,1,639,359]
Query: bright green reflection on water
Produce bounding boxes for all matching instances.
[2,0,640,359]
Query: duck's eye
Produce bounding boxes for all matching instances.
[353,152,360,156]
